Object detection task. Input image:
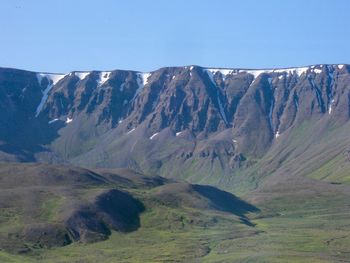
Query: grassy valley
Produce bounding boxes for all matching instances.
[0,162,349,262]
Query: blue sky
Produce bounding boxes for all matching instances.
[1,0,349,72]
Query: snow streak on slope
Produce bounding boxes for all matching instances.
[127,128,136,134]
[35,73,66,117]
[48,118,59,124]
[328,99,335,114]
[275,131,280,138]
[149,133,159,140]
[97,72,111,86]
[326,65,335,115]
[138,73,151,87]
[205,70,229,125]
[133,73,151,101]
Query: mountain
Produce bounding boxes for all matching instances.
[0,64,350,193]
[1,65,350,262]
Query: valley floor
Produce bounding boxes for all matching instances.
[2,191,349,263]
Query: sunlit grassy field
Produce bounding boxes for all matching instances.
[1,185,349,263]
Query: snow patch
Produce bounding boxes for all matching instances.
[280,67,309,76]
[275,131,280,139]
[244,69,269,78]
[48,118,59,124]
[37,73,66,86]
[35,73,66,117]
[204,66,310,81]
[138,72,151,87]
[328,99,335,114]
[149,133,159,140]
[203,65,347,80]
[327,66,335,114]
[176,131,183,137]
[242,67,309,78]
[127,128,135,134]
[97,71,111,86]
[74,72,90,80]
[133,72,151,101]
[206,68,237,81]
[65,117,73,124]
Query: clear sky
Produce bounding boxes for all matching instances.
[1,0,349,73]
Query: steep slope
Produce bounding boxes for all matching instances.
[0,65,349,193]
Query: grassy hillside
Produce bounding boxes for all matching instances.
[0,162,349,262]
[1,184,349,262]
[0,163,263,262]
[2,117,350,262]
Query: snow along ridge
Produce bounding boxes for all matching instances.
[33,64,346,118]
[73,71,90,80]
[204,64,347,80]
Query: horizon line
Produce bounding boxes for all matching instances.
[0,63,348,75]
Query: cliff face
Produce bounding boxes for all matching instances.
[1,64,350,191]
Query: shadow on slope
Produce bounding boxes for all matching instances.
[192,184,260,216]
[151,182,260,226]
[0,162,259,256]
[0,163,147,252]
[66,189,145,243]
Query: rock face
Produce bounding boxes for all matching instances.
[0,64,350,189]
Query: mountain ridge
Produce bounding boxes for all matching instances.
[3,63,347,75]
[0,63,349,194]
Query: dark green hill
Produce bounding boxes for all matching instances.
[0,162,258,258]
